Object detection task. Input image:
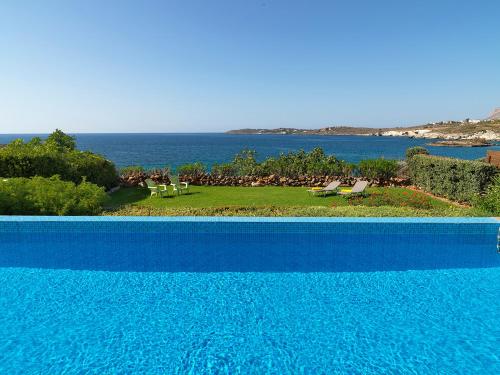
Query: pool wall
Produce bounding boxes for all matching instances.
[0,217,498,272]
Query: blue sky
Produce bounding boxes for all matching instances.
[1,0,499,133]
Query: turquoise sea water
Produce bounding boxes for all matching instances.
[0,218,499,373]
[1,133,498,169]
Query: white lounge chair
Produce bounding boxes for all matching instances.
[307,181,341,197]
[338,180,369,196]
[145,179,169,198]
[170,175,189,195]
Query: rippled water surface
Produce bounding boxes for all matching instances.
[1,267,499,374]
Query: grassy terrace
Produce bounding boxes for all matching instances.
[106,186,475,217]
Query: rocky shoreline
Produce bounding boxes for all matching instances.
[428,139,494,147]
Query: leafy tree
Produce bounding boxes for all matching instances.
[46,129,76,151]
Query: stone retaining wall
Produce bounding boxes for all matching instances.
[120,172,410,187]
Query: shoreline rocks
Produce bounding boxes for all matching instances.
[428,139,494,147]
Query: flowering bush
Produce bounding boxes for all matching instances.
[347,190,434,209]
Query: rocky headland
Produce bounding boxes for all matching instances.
[428,139,494,147]
[227,109,500,142]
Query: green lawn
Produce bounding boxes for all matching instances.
[105,185,473,217]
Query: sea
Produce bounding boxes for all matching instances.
[0,133,498,170]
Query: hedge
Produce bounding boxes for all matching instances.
[0,176,108,215]
[407,154,498,202]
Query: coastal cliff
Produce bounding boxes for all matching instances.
[227,120,499,141]
[488,108,500,120]
[227,114,500,141]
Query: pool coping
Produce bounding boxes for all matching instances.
[0,216,498,224]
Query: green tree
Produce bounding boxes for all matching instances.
[46,129,76,151]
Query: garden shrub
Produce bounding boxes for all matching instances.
[0,130,118,189]
[407,154,498,202]
[120,165,145,175]
[262,148,352,177]
[64,151,118,189]
[176,162,206,177]
[347,190,433,209]
[473,175,500,215]
[218,147,353,178]
[211,163,238,176]
[232,149,260,176]
[358,159,399,181]
[406,146,429,159]
[0,176,108,215]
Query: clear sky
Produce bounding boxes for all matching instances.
[1,0,499,133]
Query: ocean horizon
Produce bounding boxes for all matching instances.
[1,133,498,170]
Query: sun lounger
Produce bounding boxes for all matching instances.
[307,181,341,196]
[338,180,369,196]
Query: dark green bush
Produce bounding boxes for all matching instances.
[406,146,429,159]
[408,154,498,202]
[0,176,108,215]
[358,159,399,181]
[260,148,352,178]
[64,151,118,189]
[232,149,260,176]
[211,163,238,176]
[0,130,118,189]
[120,165,145,175]
[473,175,500,215]
[176,162,206,177]
[220,147,353,178]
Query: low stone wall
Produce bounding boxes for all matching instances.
[178,174,410,187]
[120,171,171,187]
[119,172,410,188]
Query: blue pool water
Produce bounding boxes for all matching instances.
[0,217,499,373]
[1,133,498,169]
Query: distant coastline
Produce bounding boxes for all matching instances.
[227,119,500,142]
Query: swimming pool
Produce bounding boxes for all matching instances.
[0,217,499,373]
